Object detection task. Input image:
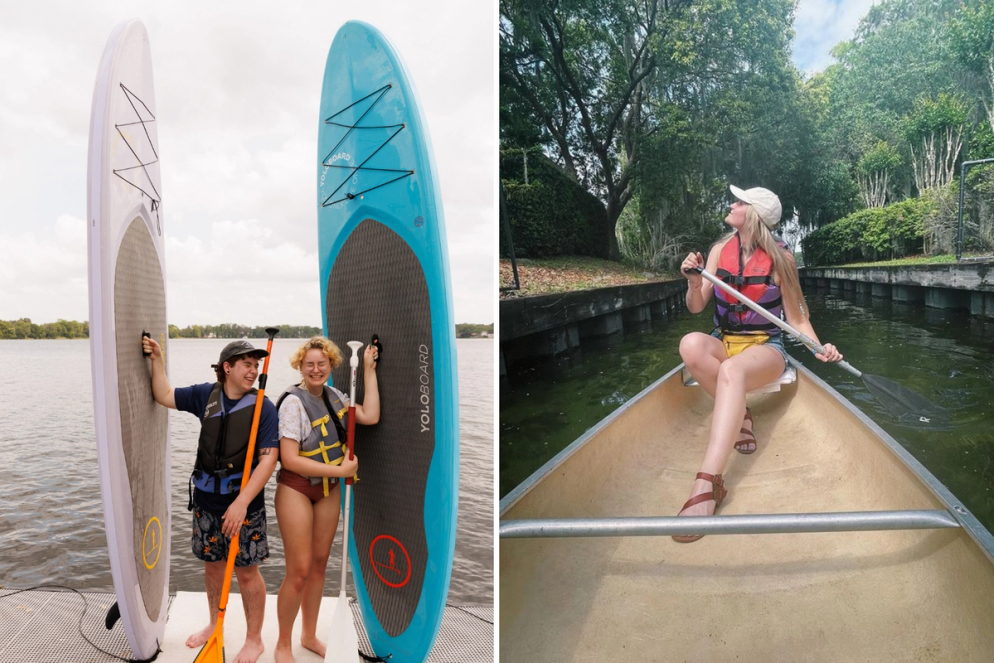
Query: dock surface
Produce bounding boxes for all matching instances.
[0,589,493,662]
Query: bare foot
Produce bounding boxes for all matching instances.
[232,636,265,663]
[185,622,215,649]
[274,639,295,663]
[301,633,327,658]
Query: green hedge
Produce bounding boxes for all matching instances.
[801,197,932,266]
[500,148,609,258]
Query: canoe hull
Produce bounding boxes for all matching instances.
[500,360,994,661]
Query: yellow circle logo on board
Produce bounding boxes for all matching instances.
[143,517,162,569]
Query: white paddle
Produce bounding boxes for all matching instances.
[325,340,363,663]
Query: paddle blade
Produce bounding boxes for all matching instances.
[862,373,944,423]
[323,598,359,663]
[193,631,224,663]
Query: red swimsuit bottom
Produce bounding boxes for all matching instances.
[277,467,337,504]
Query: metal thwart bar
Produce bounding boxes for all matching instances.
[500,509,960,539]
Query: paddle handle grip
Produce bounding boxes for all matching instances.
[688,267,863,378]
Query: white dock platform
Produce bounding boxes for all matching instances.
[0,589,493,662]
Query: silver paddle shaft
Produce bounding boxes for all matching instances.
[694,267,862,378]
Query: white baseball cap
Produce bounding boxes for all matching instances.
[730,185,782,228]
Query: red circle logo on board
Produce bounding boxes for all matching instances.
[369,534,412,588]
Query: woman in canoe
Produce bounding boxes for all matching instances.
[675,185,842,542]
[273,336,379,662]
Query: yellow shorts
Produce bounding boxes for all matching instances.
[720,333,770,358]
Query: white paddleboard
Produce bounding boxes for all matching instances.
[87,18,170,660]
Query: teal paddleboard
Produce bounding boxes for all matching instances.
[316,21,459,663]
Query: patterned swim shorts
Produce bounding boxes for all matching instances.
[191,498,269,567]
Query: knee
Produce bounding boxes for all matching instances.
[679,333,708,363]
[716,359,744,388]
[235,565,266,590]
[285,558,312,589]
[308,554,330,575]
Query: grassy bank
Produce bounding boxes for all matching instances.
[500,256,678,298]
[807,253,990,269]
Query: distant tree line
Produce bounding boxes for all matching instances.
[456,323,494,338]
[1,319,493,340]
[168,324,322,339]
[0,318,89,339]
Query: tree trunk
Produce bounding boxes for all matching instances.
[606,205,622,260]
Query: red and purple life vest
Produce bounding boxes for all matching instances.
[712,233,787,335]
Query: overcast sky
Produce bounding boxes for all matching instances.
[792,0,880,75]
[0,1,494,327]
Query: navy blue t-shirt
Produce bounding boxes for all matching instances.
[175,382,279,514]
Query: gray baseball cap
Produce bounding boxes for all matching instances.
[213,340,269,369]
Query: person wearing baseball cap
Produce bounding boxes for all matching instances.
[671,184,842,543]
[142,335,279,661]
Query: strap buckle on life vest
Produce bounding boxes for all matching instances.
[313,414,330,437]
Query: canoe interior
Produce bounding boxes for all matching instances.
[500,364,994,662]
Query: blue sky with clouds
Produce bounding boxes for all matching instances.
[0,1,494,327]
[792,0,879,74]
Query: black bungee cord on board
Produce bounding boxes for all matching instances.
[320,84,414,207]
[111,83,162,235]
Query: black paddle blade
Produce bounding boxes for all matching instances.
[863,374,944,423]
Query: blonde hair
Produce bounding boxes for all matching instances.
[719,206,809,323]
[289,336,344,372]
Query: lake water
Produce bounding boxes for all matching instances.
[0,338,493,604]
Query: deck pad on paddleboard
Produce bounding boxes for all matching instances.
[114,217,168,620]
[317,21,458,663]
[88,19,170,660]
[327,219,433,635]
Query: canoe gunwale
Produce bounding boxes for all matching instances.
[500,358,994,565]
[500,508,959,538]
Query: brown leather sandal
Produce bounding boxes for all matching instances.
[734,408,757,455]
[672,472,728,543]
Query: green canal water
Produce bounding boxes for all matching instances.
[499,288,994,535]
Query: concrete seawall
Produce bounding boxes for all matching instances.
[800,262,994,318]
[500,279,687,377]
